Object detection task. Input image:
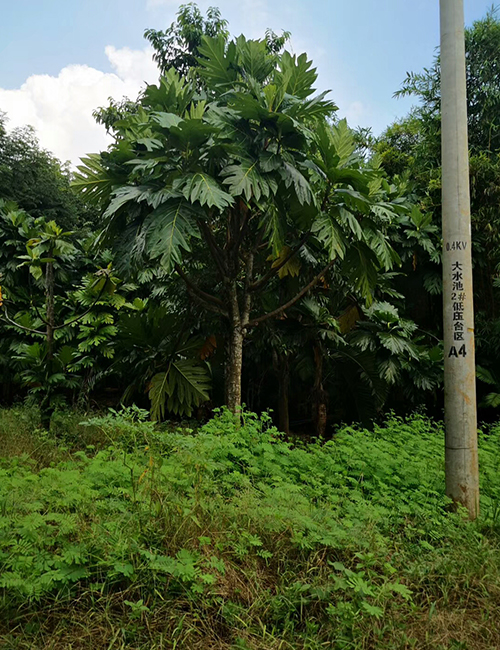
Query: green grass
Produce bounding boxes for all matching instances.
[1,407,500,649]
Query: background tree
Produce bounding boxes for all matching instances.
[375,8,500,416]
[0,202,121,424]
[0,113,93,229]
[144,3,229,77]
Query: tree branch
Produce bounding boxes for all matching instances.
[187,289,229,317]
[247,260,335,328]
[52,283,107,330]
[175,263,228,316]
[2,306,45,335]
[31,301,49,326]
[198,220,229,280]
[242,251,254,327]
[249,231,311,293]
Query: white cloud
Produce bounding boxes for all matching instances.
[0,22,371,169]
[105,45,159,85]
[0,46,159,167]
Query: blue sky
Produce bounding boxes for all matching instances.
[0,0,495,164]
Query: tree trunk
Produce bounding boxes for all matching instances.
[45,261,55,362]
[312,345,327,437]
[41,260,55,430]
[226,325,244,413]
[275,353,290,434]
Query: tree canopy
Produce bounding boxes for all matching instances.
[0,113,92,230]
[75,29,412,416]
[376,8,500,415]
[3,2,484,430]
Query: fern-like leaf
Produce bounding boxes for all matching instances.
[149,358,211,420]
[71,154,115,206]
[144,200,202,272]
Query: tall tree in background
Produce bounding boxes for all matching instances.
[95,4,290,132]
[144,2,289,77]
[144,3,229,77]
[0,113,92,230]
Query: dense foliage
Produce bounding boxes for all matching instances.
[0,114,92,229]
[0,4,443,432]
[376,9,500,414]
[1,408,500,649]
[0,4,499,431]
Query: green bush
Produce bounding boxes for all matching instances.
[1,408,500,649]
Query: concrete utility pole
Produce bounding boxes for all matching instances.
[440,0,479,519]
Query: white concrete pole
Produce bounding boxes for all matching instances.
[440,0,479,519]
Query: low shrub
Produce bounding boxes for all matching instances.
[1,408,499,649]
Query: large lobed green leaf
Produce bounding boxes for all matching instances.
[71,154,115,207]
[197,35,238,87]
[221,159,277,202]
[149,358,211,419]
[279,51,318,99]
[176,173,234,210]
[144,200,201,272]
[312,213,346,260]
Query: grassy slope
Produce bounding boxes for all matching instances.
[1,407,500,649]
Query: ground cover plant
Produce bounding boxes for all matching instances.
[1,407,500,649]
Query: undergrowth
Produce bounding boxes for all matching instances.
[1,407,500,649]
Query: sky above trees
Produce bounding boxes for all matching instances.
[0,0,494,165]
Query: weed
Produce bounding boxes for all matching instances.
[0,407,500,648]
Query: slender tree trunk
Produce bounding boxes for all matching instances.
[224,256,252,414]
[312,345,327,437]
[45,261,55,362]
[226,325,244,413]
[41,260,55,429]
[273,352,290,434]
